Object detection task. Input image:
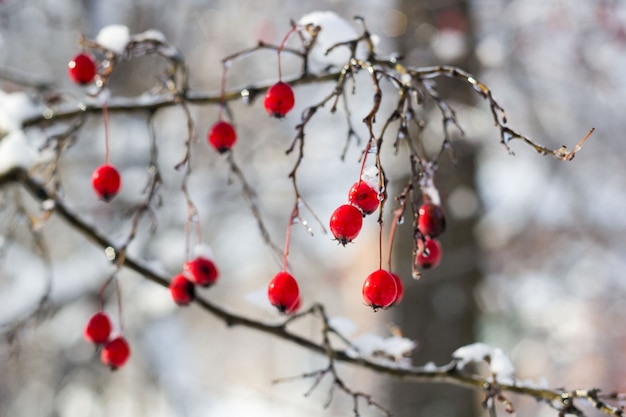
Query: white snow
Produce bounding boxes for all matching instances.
[360,165,380,190]
[452,342,516,381]
[423,361,438,371]
[452,342,493,368]
[41,199,55,211]
[0,130,36,174]
[131,29,166,43]
[490,347,515,378]
[328,316,357,337]
[349,332,416,362]
[379,335,416,361]
[193,243,215,261]
[0,90,39,134]
[350,333,384,357]
[418,162,441,206]
[96,24,130,54]
[297,11,366,74]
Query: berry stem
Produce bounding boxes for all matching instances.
[386,207,403,271]
[277,24,299,81]
[115,274,124,333]
[102,99,111,165]
[357,139,373,181]
[282,204,299,271]
[97,273,114,311]
[218,61,230,121]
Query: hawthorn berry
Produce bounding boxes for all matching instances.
[92,164,121,202]
[329,204,363,245]
[390,273,404,306]
[169,273,195,306]
[101,336,130,370]
[348,181,379,215]
[264,81,295,118]
[267,271,300,314]
[84,311,112,344]
[184,256,219,287]
[208,120,237,153]
[362,269,397,310]
[415,238,442,269]
[417,202,446,238]
[68,53,97,85]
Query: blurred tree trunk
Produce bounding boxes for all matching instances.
[391,1,483,416]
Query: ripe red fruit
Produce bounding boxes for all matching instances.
[184,256,219,287]
[348,181,379,215]
[101,336,130,370]
[415,238,442,269]
[390,273,404,306]
[68,53,97,85]
[92,164,121,201]
[169,273,195,306]
[329,204,363,246]
[362,269,397,310]
[84,311,112,344]
[267,271,300,314]
[264,81,295,118]
[208,120,237,153]
[417,202,446,238]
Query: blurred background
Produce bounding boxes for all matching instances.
[1,0,625,416]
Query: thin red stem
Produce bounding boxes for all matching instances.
[102,100,111,165]
[379,221,383,271]
[115,275,124,333]
[358,140,373,181]
[386,208,403,272]
[283,204,298,271]
[218,62,229,120]
[277,24,299,81]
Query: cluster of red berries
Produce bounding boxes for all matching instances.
[84,311,131,369]
[415,202,445,269]
[169,255,220,306]
[207,80,295,154]
[68,53,123,202]
[267,271,301,314]
[330,180,380,245]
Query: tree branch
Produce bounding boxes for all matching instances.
[1,166,622,417]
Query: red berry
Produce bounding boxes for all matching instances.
[415,238,442,269]
[208,120,237,153]
[348,181,379,215]
[390,273,404,306]
[92,164,121,202]
[329,204,363,246]
[101,336,130,369]
[267,271,300,314]
[417,202,446,238]
[84,311,112,344]
[68,53,97,85]
[169,273,195,306]
[264,81,295,118]
[362,269,397,310]
[184,256,219,287]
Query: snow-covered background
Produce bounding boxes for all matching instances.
[1,1,625,416]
